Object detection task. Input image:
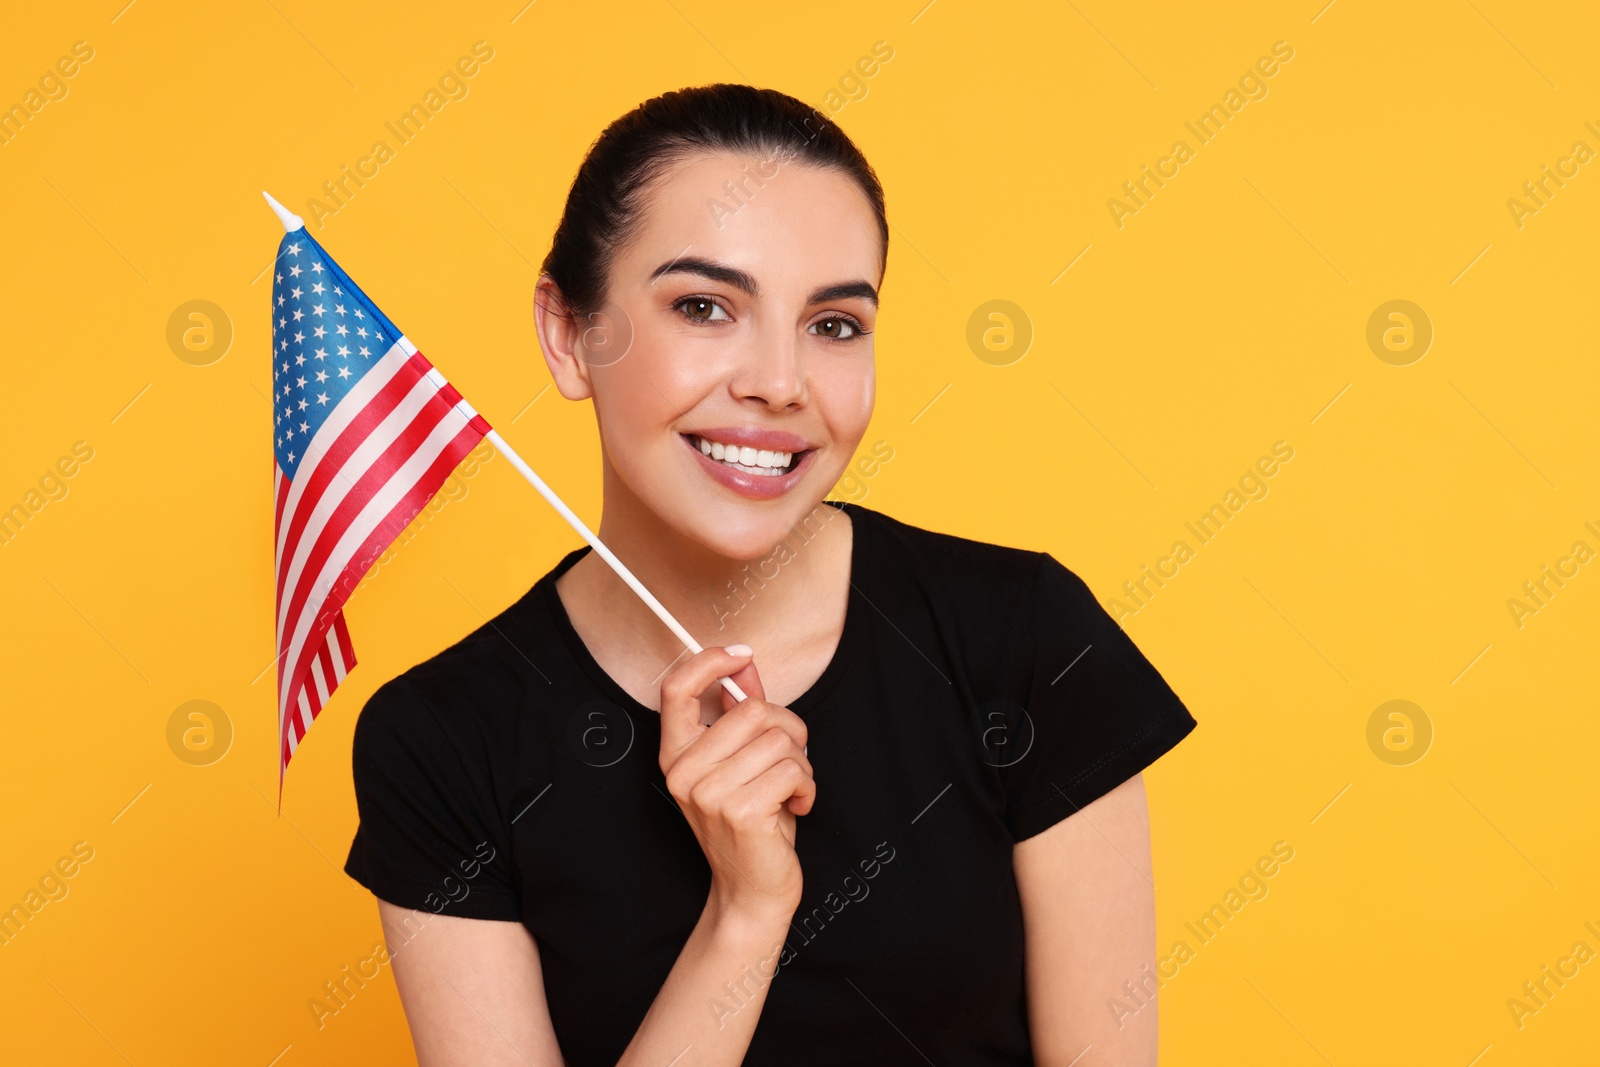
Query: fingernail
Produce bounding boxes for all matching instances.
[726,643,752,656]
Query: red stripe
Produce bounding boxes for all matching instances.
[333,612,356,670]
[279,418,485,740]
[275,351,431,606]
[277,393,456,677]
[317,642,335,700]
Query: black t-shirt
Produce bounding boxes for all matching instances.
[344,499,1197,1066]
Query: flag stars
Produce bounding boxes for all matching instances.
[292,309,304,322]
[358,346,371,357]
[316,392,330,405]
[310,262,323,274]
[312,304,326,317]
[311,282,326,295]
[293,330,304,344]
[287,242,301,257]
[335,324,349,337]
[277,295,285,307]
[337,345,350,357]
[313,325,327,339]
[290,286,303,299]
[299,419,309,433]
[354,308,364,320]
[297,398,308,411]
[314,347,328,361]
[337,365,352,380]
[295,354,307,366]
[296,375,307,388]
[280,361,289,374]
[334,303,346,316]
[275,272,283,284]
[315,369,328,382]
[289,264,302,277]
[356,326,368,339]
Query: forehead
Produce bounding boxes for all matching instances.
[616,150,883,290]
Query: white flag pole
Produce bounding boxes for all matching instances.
[262,191,750,707]
[480,426,749,704]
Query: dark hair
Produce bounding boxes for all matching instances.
[541,83,888,321]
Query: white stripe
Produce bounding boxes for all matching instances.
[330,634,350,682]
[276,368,442,644]
[311,654,331,705]
[275,342,411,577]
[278,405,475,722]
[287,688,310,755]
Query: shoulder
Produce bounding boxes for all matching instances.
[847,502,1076,614]
[849,502,1047,587]
[350,581,551,761]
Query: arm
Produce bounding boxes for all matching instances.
[1013,774,1158,1067]
[379,901,566,1067]
[380,894,792,1067]
[380,645,808,1067]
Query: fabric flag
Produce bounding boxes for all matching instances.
[267,195,490,802]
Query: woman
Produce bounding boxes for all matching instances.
[344,83,1197,1066]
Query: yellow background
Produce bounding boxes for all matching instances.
[3,0,1597,1063]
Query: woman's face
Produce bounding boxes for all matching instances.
[539,150,882,560]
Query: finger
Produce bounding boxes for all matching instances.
[719,650,766,713]
[695,702,811,776]
[745,758,817,820]
[659,645,756,756]
[695,727,814,795]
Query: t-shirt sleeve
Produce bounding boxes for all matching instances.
[1000,552,1198,843]
[343,675,521,920]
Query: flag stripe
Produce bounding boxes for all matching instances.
[278,403,483,728]
[275,380,464,694]
[276,344,418,597]
[276,368,445,643]
[272,225,492,792]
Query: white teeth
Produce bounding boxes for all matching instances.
[691,435,795,476]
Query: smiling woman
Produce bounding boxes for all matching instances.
[342,83,1197,1067]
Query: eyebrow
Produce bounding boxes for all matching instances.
[649,255,878,308]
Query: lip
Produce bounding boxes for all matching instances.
[683,426,815,452]
[680,432,820,501]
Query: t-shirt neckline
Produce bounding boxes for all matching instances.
[538,499,866,722]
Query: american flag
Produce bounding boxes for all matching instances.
[269,217,490,800]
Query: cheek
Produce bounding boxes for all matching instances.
[590,334,696,456]
[826,354,876,435]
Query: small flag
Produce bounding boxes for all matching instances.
[264,192,490,802]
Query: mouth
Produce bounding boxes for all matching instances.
[681,433,810,476]
[679,432,820,500]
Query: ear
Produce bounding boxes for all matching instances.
[534,275,595,401]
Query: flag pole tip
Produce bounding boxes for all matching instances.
[261,190,305,233]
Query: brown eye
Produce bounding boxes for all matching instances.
[673,296,730,323]
[810,316,862,340]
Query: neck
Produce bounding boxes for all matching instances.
[564,462,850,667]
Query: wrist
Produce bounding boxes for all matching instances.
[703,889,796,943]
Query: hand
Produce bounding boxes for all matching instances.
[658,646,816,921]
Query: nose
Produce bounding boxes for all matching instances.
[730,319,805,411]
